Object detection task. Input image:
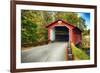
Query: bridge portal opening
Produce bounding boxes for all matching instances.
[55,26,69,42]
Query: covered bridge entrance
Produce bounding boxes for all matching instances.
[55,26,69,42]
[46,19,82,45]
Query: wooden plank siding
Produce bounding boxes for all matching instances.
[46,19,82,46]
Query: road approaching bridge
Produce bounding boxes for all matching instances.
[21,42,68,63]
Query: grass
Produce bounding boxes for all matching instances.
[71,43,90,60]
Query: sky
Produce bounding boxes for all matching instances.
[78,13,90,29]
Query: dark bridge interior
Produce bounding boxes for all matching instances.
[55,26,69,42]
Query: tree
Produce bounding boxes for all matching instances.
[77,17,87,30]
[21,10,37,45]
[21,10,88,47]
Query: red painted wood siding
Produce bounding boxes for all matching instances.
[46,20,82,45]
[73,28,82,45]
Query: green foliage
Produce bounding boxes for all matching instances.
[82,29,90,35]
[81,29,90,49]
[71,43,89,60]
[21,14,37,44]
[21,10,49,47]
[54,12,87,30]
[21,10,87,47]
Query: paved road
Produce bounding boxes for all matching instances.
[21,42,68,63]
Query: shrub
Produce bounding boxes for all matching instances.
[71,43,90,60]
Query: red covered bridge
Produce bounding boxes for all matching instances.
[46,19,82,45]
